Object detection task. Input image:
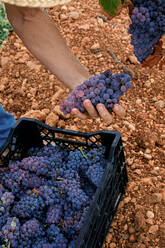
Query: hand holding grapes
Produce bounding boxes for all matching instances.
[60,70,132,123]
[71,100,126,124]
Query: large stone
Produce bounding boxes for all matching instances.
[79,24,90,30]
[155,100,165,110]
[90,43,100,50]
[21,110,46,121]
[1,57,9,67]
[69,11,80,19]
[27,61,41,71]
[45,112,59,127]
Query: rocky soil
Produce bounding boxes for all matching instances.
[0,0,164,247]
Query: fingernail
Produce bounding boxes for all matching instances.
[114,104,119,110]
[72,109,78,115]
[84,99,89,103]
[99,105,104,111]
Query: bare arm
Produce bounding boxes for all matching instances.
[5,4,125,122]
[5,5,89,89]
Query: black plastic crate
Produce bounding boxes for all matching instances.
[0,118,128,248]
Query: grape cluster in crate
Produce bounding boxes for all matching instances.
[0,143,107,248]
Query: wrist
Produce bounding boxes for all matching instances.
[69,75,90,90]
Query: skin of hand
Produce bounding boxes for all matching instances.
[5,4,125,123]
[72,100,126,123]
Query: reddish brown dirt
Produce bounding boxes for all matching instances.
[0,1,165,247]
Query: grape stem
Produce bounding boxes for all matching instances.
[108,49,135,78]
[79,147,87,159]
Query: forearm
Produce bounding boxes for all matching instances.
[5,5,89,89]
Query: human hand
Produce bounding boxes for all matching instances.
[71,99,126,124]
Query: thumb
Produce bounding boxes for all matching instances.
[112,104,126,118]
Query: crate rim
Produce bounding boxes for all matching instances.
[0,117,121,155]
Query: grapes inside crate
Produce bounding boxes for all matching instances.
[0,118,128,248]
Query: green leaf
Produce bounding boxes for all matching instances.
[99,0,125,16]
[0,3,13,45]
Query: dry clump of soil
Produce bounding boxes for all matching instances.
[0,0,165,247]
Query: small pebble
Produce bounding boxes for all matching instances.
[110,243,116,248]
[143,153,152,160]
[136,99,142,104]
[123,121,135,131]
[151,193,162,203]
[79,24,90,30]
[60,14,68,20]
[90,43,100,50]
[145,80,151,88]
[148,225,158,234]
[129,234,136,242]
[69,11,80,19]
[155,100,165,109]
[128,226,135,234]
[146,211,154,219]
[105,233,112,243]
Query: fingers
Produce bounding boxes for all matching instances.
[71,101,126,123]
[96,103,113,124]
[83,99,99,119]
[71,108,89,120]
[112,104,126,118]
[71,99,99,120]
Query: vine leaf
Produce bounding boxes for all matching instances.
[99,0,133,20]
[99,0,123,16]
[142,40,165,69]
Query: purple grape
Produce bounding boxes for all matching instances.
[121,85,127,93]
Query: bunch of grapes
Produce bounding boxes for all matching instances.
[129,0,165,62]
[0,143,108,247]
[20,218,44,241]
[66,184,89,211]
[86,163,105,187]
[12,193,45,219]
[46,204,63,224]
[60,70,132,115]
[38,185,61,205]
[66,149,89,173]
[31,238,53,248]
[0,191,15,211]
[62,207,81,238]
[0,213,9,230]
[47,225,68,247]
[0,217,20,247]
